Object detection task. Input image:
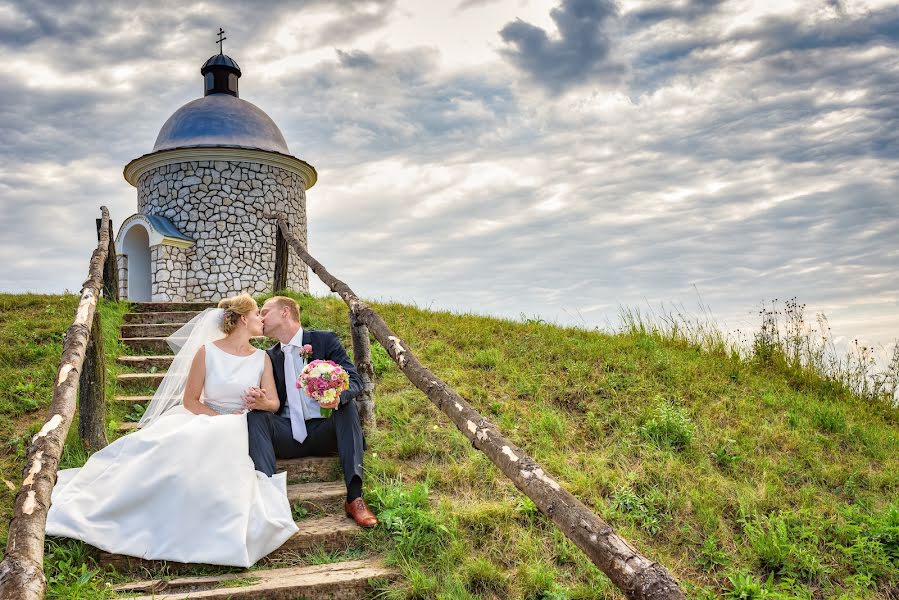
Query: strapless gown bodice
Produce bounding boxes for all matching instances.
[202,343,265,414]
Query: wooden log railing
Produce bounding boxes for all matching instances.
[96,217,119,302]
[268,214,686,600]
[0,207,116,600]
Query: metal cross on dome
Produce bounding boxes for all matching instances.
[217,28,226,54]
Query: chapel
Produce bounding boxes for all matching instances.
[115,51,316,301]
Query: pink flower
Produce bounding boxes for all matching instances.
[301,344,313,358]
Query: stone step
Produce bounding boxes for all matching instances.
[117,373,165,390]
[121,323,187,338]
[130,302,216,313]
[124,311,203,324]
[111,557,396,599]
[98,515,364,573]
[117,355,174,369]
[121,337,171,354]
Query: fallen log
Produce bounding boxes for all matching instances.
[269,213,685,600]
[0,207,114,600]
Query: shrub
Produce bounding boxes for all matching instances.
[696,535,730,572]
[610,484,668,534]
[742,511,827,580]
[370,341,395,376]
[638,400,695,450]
[366,479,453,561]
[463,556,508,595]
[812,406,846,434]
[472,348,501,370]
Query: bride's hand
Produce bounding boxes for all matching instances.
[242,387,268,411]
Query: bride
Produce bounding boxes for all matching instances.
[45,293,299,567]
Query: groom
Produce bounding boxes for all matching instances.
[246,295,378,528]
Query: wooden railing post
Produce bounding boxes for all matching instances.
[0,207,114,600]
[78,308,108,451]
[273,226,288,291]
[349,309,376,432]
[96,217,119,301]
[268,213,685,600]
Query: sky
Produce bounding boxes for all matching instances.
[1,0,897,360]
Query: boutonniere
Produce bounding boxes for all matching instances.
[300,344,313,360]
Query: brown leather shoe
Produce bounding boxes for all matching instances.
[344,498,378,528]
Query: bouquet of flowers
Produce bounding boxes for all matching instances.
[297,359,350,417]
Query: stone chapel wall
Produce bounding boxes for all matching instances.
[137,159,309,301]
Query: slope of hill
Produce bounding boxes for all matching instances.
[0,292,896,599]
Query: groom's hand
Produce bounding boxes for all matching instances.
[320,397,339,410]
[242,387,266,410]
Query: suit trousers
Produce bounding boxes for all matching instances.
[247,399,365,491]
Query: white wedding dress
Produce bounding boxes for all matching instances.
[45,342,299,567]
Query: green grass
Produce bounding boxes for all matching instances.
[1,292,897,599]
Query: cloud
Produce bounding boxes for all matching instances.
[498,0,624,93]
[336,49,376,69]
[627,0,725,27]
[1,0,898,363]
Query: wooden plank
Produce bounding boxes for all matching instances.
[130,302,216,313]
[117,373,165,390]
[121,337,171,353]
[121,323,188,338]
[98,515,362,573]
[277,457,340,483]
[113,395,154,405]
[116,355,174,369]
[124,311,202,324]
[287,481,345,512]
[111,558,397,599]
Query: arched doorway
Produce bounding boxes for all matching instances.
[122,225,151,301]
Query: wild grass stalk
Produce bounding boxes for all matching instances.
[620,297,899,406]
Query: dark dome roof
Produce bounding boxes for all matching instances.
[152,94,290,154]
[201,53,241,74]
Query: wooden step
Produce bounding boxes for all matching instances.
[121,337,171,353]
[120,336,269,354]
[117,355,174,369]
[278,456,341,483]
[111,557,396,599]
[130,302,216,313]
[121,323,187,338]
[288,481,346,512]
[117,373,165,390]
[113,395,154,406]
[99,515,364,573]
[124,311,202,324]
[108,426,342,483]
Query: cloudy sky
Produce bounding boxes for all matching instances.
[1,0,897,358]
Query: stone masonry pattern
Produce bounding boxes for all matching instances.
[137,159,309,301]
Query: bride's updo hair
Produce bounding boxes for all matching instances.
[217,293,257,334]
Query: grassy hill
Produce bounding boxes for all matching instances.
[0,292,897,599]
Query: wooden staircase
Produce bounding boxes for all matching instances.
[108,301,395,599]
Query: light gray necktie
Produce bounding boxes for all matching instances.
[283,344,307,443]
